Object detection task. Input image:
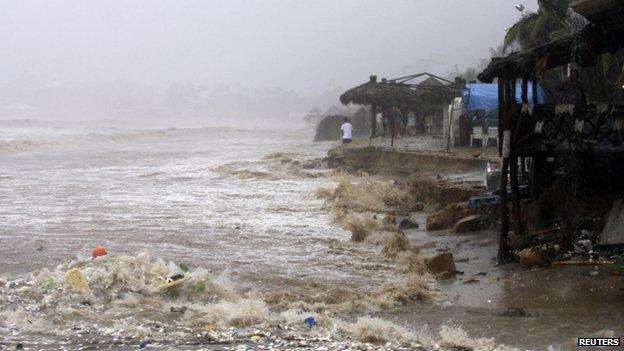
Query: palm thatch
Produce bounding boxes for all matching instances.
[479,0,624,83]
[340,74,463,110]
[412,76,463,104]
[339,76,421,109]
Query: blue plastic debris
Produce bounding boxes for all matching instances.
[469,194,501,210]
[304,316,317,328]
[139,341,147,349]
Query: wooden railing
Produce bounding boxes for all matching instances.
[512,105,624,155]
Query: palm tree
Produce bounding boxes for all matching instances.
[504,0,624,103]
[504,0,573,51]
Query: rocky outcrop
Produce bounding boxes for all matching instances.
[313,108,370,142]
[425,252,456,278]
[408,175,484,206]
[452,215,482,234]
[426,203,470,231]
[398,217,419,230]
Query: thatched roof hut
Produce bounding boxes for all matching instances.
[339,75,421,109]
[340,73,464,137]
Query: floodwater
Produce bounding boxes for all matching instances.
[0,127,379,287]
[0,125,622,350]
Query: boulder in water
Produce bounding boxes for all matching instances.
[452,215,482,234]
[398,217,419,230]
[425,252,456,278]
[313,107,371,142]
[426,203,470,231]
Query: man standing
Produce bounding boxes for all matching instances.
[341,118,353,144]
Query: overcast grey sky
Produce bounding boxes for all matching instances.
[1,0,537,94]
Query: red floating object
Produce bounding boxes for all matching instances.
[92,247,108,259]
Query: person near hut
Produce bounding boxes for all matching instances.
[340,118,353,144]
[382,108,390,137]
[407,111,416,136]
[391,106,403,139]
[376,108,384,136]
[400,110,408,136]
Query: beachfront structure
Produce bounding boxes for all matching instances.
[339,73,463,139]
[478,0,624,262]
[459,83,546,148]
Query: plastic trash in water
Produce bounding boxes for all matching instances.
[178,263,189,272]
[158,274,185,290]
[65,269,89,293]
[91,247,107,259]
[304,316,316,328]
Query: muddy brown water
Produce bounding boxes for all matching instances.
[374,213,624,350]
[1,129,622,350]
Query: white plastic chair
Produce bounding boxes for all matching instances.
[486,126,499,147]
[470,127,484,147]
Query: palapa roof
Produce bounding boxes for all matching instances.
[478,0,624,82]
[339,75,421,108]
[340,73,462,108]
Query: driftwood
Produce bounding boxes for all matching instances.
[552,260,616,266]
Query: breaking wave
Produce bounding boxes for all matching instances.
[0,253,508,350]
[0,131,166,154]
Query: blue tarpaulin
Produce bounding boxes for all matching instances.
[462,83,546,111]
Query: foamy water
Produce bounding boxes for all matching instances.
[0,127,361,284]
[1,126,463,349]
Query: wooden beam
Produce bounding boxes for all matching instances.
[510,79,524,239]
[498,78,512,263]
[371,104,377,138]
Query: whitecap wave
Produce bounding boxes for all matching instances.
[0,131,166,154]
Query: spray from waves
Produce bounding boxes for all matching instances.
[315,175,414,244]
[0,131,166,154]
[0,253,511,350]
[211,153,328,181]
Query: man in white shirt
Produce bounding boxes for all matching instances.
[340,118,353,144]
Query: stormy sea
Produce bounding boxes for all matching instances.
[2,123,614,351]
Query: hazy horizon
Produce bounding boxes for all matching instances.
[0,1,537,126]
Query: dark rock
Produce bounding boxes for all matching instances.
[425,252,456,278]
[398,218,419,230]
[426,203,470,231]
[452,215,482,234]
[170,306,187,314]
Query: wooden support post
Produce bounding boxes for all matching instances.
[510,80,523,239]
[521,78,529,105]
[371,103,377,138]
[390,108,396,147]
[498,78,511,263]
[519,78,529,182]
